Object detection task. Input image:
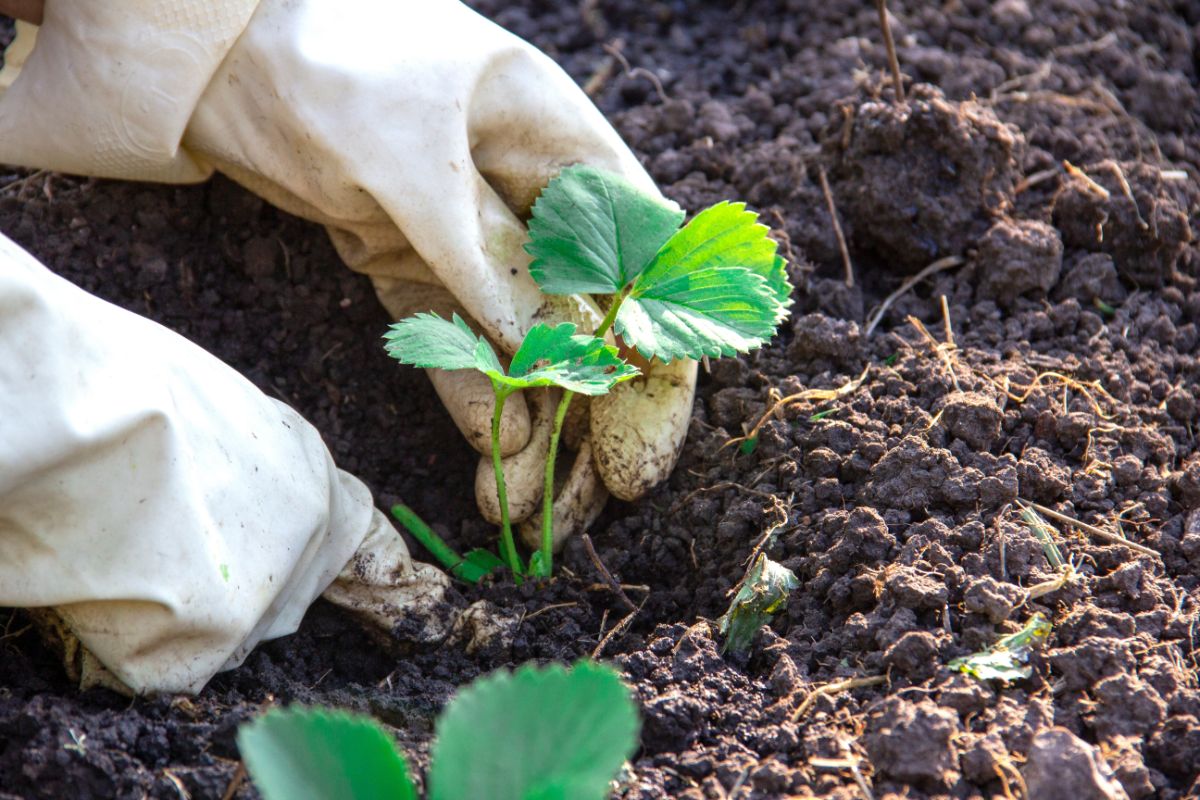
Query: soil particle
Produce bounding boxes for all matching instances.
[1023,727,1130,800]
[1100,735,1158,800]
[1145,715,1200,782]
[963,574,1025,624]
[936,390,1004,450]
[787,313,862,363]
[864,697,960,789]
[1054,252,1127,307]
[1052,162,1193,286]
[826,84,1021,271]
[1017,445,1071,502]
[1091,673,1167,740]
[975,218,1064,307]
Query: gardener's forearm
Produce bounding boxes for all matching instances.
[0,0,43,24]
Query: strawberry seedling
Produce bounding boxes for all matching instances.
[524,165,792,574]
[385,165,792,581]
[238,660,639,800]
[384,314,637,579]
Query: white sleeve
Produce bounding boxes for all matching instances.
[0,0,259,182]
[0,234,373,694]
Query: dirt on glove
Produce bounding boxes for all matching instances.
[2,0,1200,798]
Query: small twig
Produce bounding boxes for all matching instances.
[940,295,955,348]
[592,600,644,659]
[908,315,961,393]
[1015,166,1061,194]
[1063,160,1111,199]
[874,0,905,103]
[812,756,875,800]
[586,582,650,594]
[220,764,246,800]
[1028,502,1159,558]
[668,480,776,515]
[0,169,46,197]
[1100,159,1148,229]
[791,675,887,721]
[163,769,192,800]
[864,255,963,336]
[983,370,1117,419]
[818,165,854,288]
[602,42,667,103]
[582,534,638,612]
[524,601,579,622]
[725,366,871,451]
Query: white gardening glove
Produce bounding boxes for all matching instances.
[0,235,450,695]
[0,0,698,553]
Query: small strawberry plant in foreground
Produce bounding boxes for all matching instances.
[386,165,792,579]
[237,661,638,800]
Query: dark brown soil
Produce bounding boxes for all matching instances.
[3,0,1200,797]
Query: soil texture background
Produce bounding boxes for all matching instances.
[2,0,1200,797]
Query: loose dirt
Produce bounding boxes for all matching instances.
[2,0,1198,797]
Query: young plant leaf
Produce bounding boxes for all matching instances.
[526,164,685,295]
[429,661,639,800]
[502,321,641,395]
[384,313,638,397]
[641,202,790,310]
[461,548,507,580]
[718,553,799,653]
[614,202,791,361]
[948,614,1052,682]
[617,265,783,361]
[382,312,484,372]
[238,707,415,800]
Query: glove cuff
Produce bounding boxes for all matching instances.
[0,0,259,182]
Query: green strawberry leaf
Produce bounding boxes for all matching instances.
[617,265,782,361]
[499,321,640,395]
[613,201,792,361]
[238,707,415,800]
[385,314,638,398]
[382,312,483,372]
[459,548,507,582]
[526,164,684,295]
[527,549,550,579]
[644,202,791,311]
[429,662,639,800]
[718,554,799,654]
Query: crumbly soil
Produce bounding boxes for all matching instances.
[3,1,1199,798]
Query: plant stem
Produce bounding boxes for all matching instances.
[537,288,632,577]
[875,0,905,104]
[390,503,464,574]
[490,385,522,578]
[596,286,630,340]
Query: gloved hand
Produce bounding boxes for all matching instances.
[0,235,451,695]
[0,0,698,552]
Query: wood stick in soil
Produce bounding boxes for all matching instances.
[817,165,854,288]
[864,255,964,337]
[592,600,644,659]
[791,674,887,721]
[1028,501,1159,559]
[875,0,905,103]
[582,533,638,612]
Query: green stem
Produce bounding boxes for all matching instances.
[539,389,574,576]
[537,288,632,578]
[596,285,630,340]
[491,385,522,578]
[390,503,464,575]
